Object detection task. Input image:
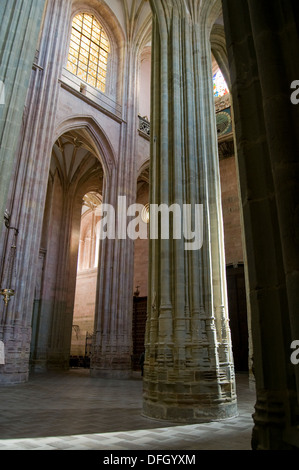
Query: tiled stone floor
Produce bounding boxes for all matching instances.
[0,369,256,450]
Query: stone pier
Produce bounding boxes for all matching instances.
[143,0,237,422]
[222,0,299,450]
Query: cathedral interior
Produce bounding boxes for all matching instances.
[0,0,298,451]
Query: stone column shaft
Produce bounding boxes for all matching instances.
[222,0,299,450]
[143,0,237,422]
[0,0,72,384]
[91,42,139,377]
[0,0,46,384]
[0,0,46,233]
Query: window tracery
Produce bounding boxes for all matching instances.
[67,13,110,93]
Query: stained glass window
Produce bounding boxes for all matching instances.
[213,69,229,98]
[67,13,110,93]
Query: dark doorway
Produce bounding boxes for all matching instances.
[132,296,147,371]
[226,264,249,371]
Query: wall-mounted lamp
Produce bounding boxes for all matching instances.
[0,211,19,307]
[134,285,140,297]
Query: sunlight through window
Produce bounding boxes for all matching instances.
[67,13,110,93]
[213,69,229,98]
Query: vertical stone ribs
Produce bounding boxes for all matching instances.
[0,0,46,384]
[143,0,237,422]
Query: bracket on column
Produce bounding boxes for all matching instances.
[4,210,19,236]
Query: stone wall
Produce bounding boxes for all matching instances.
[71,269,97,357]
[219,155,244,266]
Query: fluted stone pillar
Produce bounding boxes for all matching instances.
[222,0,299,450]
[91,179,135,377]
[0,0,46,384]
[143,0,237,422]
[0,0,46,234]
[90,41,139,378]
[0,0,72,384]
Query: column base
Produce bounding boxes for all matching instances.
[0,325,31,385]
[142,398,238,424]
[0,367,29,385]
[90,344,133,379]
[142,361,238,423]
[251,392,299,450]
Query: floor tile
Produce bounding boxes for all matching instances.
[0,369,255,450]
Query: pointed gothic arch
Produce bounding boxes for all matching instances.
[53,116,117,182]
[30,121,108,371]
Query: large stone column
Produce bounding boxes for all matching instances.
[222,0,299,450]
[0,0,46,234]
[90,41,140,378]
[143,0,237,422]
[0,0,72,384]
[91,174,135,377]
